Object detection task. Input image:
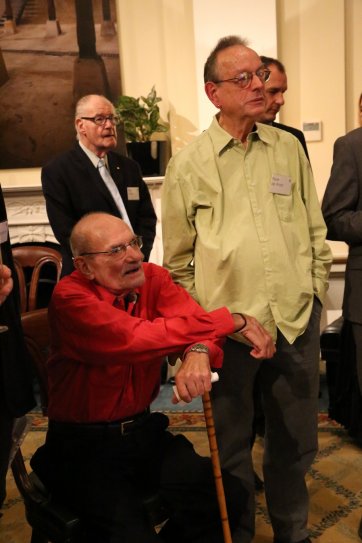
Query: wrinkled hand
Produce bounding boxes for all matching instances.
[0,265,13,305]
[232,313,275,359]
[172,352,211,404]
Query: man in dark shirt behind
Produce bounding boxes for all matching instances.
[257,55,310,159]
[31,212,274,543]
[41,94,157,276]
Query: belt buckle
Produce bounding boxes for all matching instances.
[120,419,134,434]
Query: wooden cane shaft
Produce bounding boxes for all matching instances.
[202,391,232,543]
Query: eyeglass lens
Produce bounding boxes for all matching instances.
[94,115,119,126]
[239,69,269,87]
[112,237,143,256]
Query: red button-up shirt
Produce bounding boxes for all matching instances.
[47,263,234,422]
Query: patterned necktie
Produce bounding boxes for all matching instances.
[98,158,132,229]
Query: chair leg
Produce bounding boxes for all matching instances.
[30,527,48,543]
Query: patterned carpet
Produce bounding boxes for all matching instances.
[1,411,362,543]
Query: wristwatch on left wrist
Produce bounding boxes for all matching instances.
[187,343,209,355]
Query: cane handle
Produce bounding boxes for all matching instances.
[172,371,219,402]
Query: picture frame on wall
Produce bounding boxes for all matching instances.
[0,0,123,169]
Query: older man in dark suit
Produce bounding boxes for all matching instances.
[41,94,157,276]
[322,126,362,540]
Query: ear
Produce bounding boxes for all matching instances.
[205,81,221,109]
[75,117,86,137]
[73,257,95,279]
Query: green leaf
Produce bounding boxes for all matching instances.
[114,86,168,142]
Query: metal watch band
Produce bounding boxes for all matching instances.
[188,343,209,354]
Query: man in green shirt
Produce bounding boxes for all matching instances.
[162,36,332,543]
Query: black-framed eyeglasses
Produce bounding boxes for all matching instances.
[80,114,121,126]
[213,68,271,89]
[78,236,143,258]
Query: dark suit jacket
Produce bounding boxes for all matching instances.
[322,127,362,322]
[272,121,310,160]
[0,188,35,417]
[41,145,157,275]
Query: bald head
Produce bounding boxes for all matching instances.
[70,213,132,257]
[75,95,118,156]
[70,213,144,295]
[75,95,115,123]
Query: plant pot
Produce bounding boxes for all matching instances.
[126,141,168,177]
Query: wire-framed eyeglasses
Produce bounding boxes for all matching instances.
[78,236,143,258]
[213,68,271,89]
[80,114,121,126]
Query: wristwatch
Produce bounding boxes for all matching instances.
[188,343,209,354]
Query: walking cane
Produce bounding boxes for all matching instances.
[173,373,232,543]
[202,385,232,543]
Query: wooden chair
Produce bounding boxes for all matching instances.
[11,308,81,543]
[12,246,62,313]
[21,308,50,417]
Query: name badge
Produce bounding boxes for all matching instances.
[127,187,140,201]
[0,221,8,244]
[269,174,291,195]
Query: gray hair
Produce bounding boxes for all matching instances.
[204,35,249,83]
[74,95,115,138]
[70,212,112,256]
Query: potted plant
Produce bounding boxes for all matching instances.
[115,86,169,176]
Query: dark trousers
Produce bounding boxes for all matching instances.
[351,322,362,395]
[31,412,245,543]
[0,404,14,508]
[211,300,322,543]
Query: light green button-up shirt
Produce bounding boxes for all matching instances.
[162,117,332,344]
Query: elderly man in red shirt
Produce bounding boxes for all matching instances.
[31,212,274,543]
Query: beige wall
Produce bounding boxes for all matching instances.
[345,0,362,131]
[117,0,277,153]
[278,0,345,200]
[117,0,200,153]
[191,0,277,132]
[277,0,362,259]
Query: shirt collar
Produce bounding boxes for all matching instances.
[79,141,109,169]
[254,122,276,145]
[92,281,140,309]
[208,116,274,155]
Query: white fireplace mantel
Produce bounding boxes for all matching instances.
[2,177,164,265]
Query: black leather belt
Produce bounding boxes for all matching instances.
[49,409,151,438]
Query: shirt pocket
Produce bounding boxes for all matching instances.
[272,192,294,222]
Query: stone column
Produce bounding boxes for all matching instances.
[3,0,16,34]
[73,0,110,101]
[101,0,116,37]
[46,0,61,37]
[0,49,9,87]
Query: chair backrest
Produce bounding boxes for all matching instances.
[21,308,50,416]
[12,245,62,313]
[11,448,81,543]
